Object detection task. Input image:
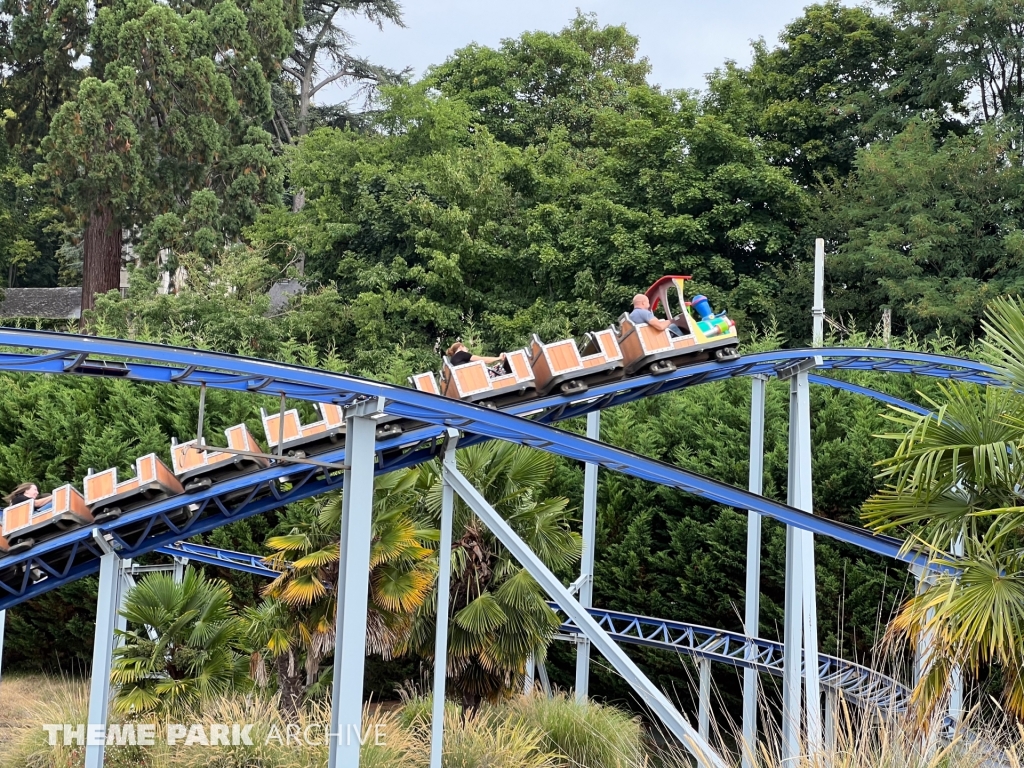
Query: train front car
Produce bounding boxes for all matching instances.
[617,276,739,376]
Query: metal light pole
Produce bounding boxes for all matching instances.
[813,238,825,347]
[782,237,827,762]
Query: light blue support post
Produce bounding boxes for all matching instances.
[742,374,767,768]
[0,609,6,688]
[575,410,600,702]
[824,690,836,750]
[537,660,552,698]
[948,533,964,725]
[779,358,822,763]
[328,398,382,768]
[430,430,459,768]
[781,518,803,763]
[793,372,822,756]
[524,655,536,694]
[115,560,130,644]
[698,658,711,741]
[85,536,121,768]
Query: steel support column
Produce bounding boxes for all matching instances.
[742,375,767,768]
[824,691,836,750]
[575,410,600,701]
[85,545,121,768]
[794,372,822,756]
[537,660,552,698]
[115,560,130,647]
[948,533,964,725]
[698,658,711,741]
[172,556,185,584]
[781,367,821,762]
[328,399,382,768]
[430,430,459,768]
[444,463,726,768]
[0,609,5,687]
[781,522,803,762]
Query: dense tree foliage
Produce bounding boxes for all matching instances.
[260,20,808,354]
[821,120,1024,337]
[1,0,1023,728]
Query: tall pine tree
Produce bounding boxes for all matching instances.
[38,0,293,314]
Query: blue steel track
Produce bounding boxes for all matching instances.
[0,328,998,612]
[158,541,910,713]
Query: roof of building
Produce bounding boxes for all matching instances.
[0,279,307,320]
[267,279,305,314]
[0,288,83,320]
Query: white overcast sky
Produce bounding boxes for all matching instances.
[319,0,856,105]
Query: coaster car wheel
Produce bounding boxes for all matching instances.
[92,507,123,524]
[184,477,213,493]
[648,360,677,375]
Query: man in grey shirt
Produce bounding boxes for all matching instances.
[629,294,685,337]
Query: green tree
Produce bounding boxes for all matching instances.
[726,2,919,186]
[258,17,808,355]
[39,0,291,314]
[112,569,249,715]
[280,0,403,140]
[889,0,1024,123]
[820,119,1024,338]
[402,442,580,709]
[428,12,650,150]
[245,470,436,718]
[863,297,1024,716]
[0,0,90,155]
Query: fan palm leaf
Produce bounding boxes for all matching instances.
[111,570,247,716]
[866,296,1024,717]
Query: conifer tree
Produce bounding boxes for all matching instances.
[38,0,293,314]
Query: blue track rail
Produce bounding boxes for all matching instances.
[0,330,988,610]
[154,541,287,578]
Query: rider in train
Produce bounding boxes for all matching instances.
[629,294,685,337]
[5,482,51,509]
[446,342,510,378]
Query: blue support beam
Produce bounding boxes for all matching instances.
[155,541,280,579]
[808,375,932,416]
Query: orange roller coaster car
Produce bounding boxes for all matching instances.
[2,485,92,552]
[172,424,270,492]
[408,349,536,407]
[409,276,739,403]
[261,402,347,456]
[530,329,623,396]
[618,276,738,376]
[84,454,185,523]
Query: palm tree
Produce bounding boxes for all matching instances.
[402,441,581,710]
[245,470,436,718]
[111,569,249,715]
[863,296,1024,716]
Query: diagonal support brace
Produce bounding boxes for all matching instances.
[443,463,727,768]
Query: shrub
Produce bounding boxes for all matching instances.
[509,692,646,768]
